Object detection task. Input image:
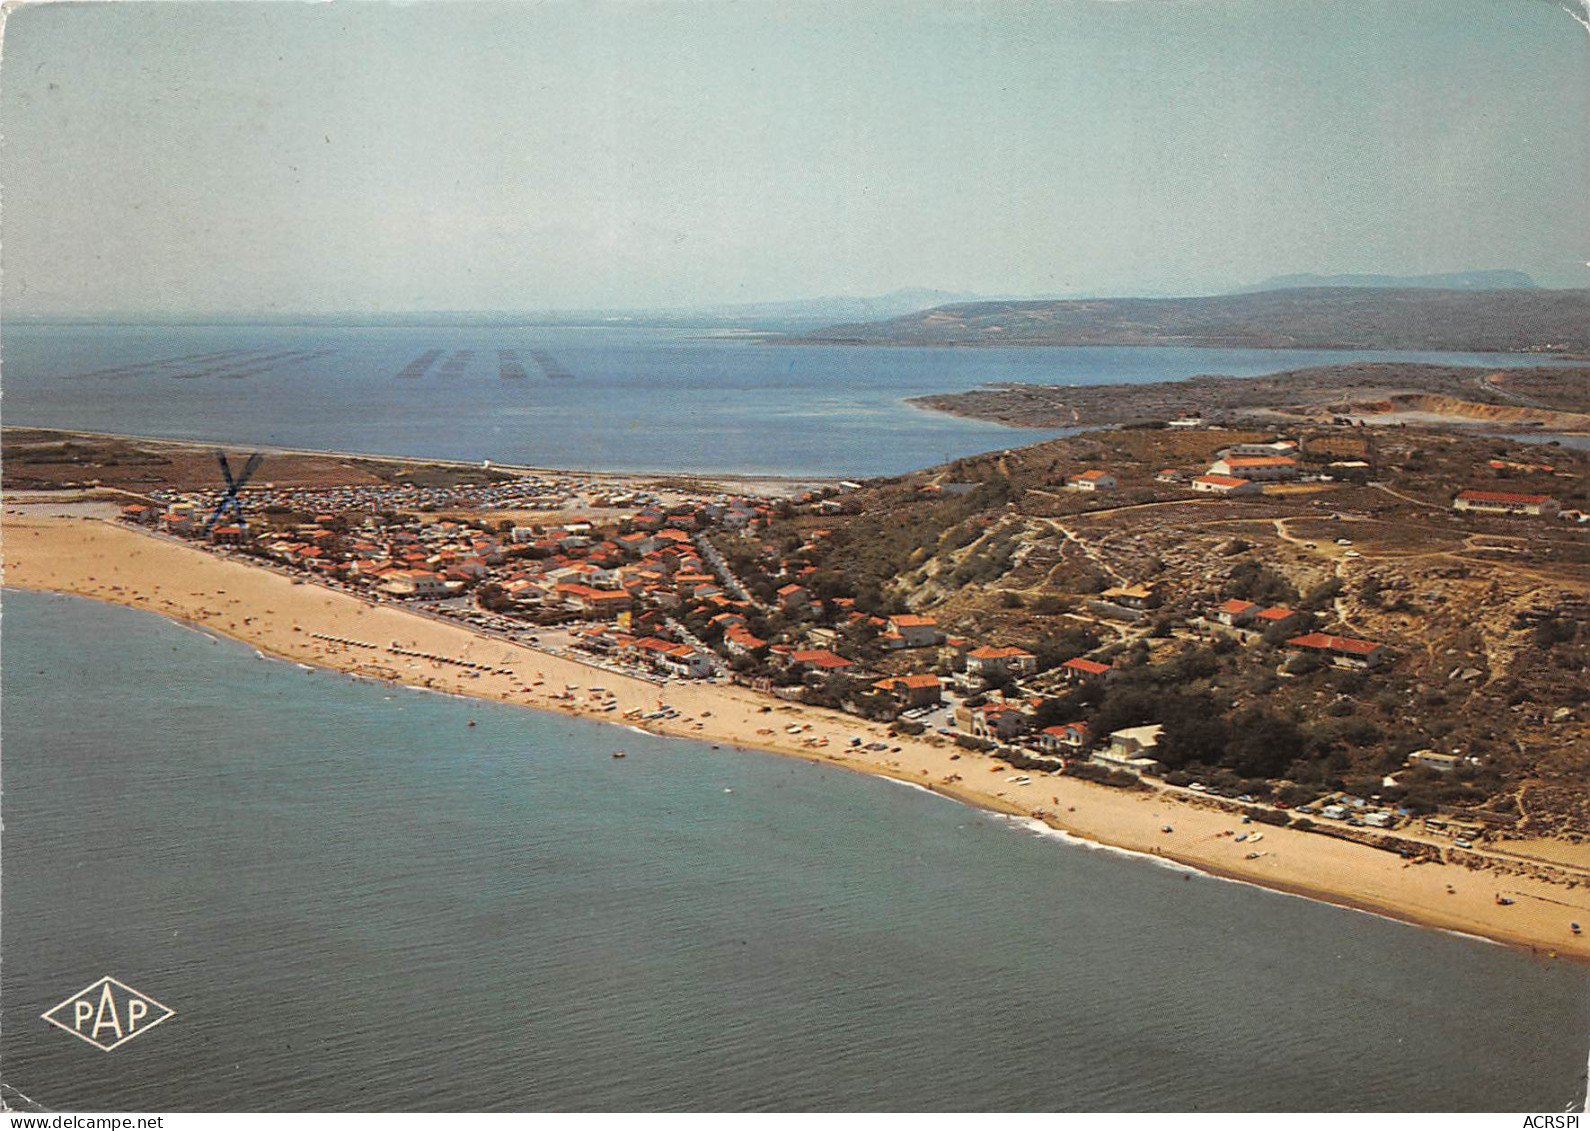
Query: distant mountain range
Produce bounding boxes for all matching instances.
[655,288,999,323]
[1232,270,1537,293]
[15,288,1005,328]
[797,286,1590,354]
[17,273,1562,333]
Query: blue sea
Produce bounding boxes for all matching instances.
[2,590,1587,1112]
[1,321,1575,477]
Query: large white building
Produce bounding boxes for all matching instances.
[1453,490,1558,517]
[380,569,450,598]
[1191,474,1261,497]
[1208,456,1298,482]
[1091,725,1164,775]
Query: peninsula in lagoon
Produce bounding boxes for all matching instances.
[5,401,1587,962]
[6,0,1590,1115]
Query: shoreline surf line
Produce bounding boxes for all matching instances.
[4,516,1588,963]
[15,575,1588,966]
[1013,815,1512,951]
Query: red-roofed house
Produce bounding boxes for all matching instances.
[1285,632,1389,669]
[1209,456,1298,481]
[163,505,197,534]
[556,583,634,615]
[1059,657,1113,685]
[1191,475,1261,497]
[962,703,1031,741]
[788,649,854,672]
[1067,470,1117,491]
[872,673,942,709]
[1038,722,1089,754]
[1209,599,1259,626]
[886,614,943,648]
[1453,490,1558,517]
[655,644,713,679]
[965,645,1038,681]
[722,627,767,657]
[1252,607,1305,633]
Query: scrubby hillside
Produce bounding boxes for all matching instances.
[802,288,1590,353]
[759,426,1588,836]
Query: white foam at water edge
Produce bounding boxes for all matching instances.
[1012,816,1504,947]
[0,1080,52,1112]
[1016,816,1203,876]
[174,621,218,643]
[875,775,961,803]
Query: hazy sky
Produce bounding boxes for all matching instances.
[3,0,1587,315]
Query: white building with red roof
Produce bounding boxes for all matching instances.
[1060,657,1113,684]
[787,648,854,673]
[1067,470,1117,491]
[1285,632,1389,669]
[1453,490,1558,517]
[1191,474,1261,497]
[1209,598,1259,626]
[965,645,1038,681]
[1208,456,1298,481]
[872,673,942,709]
[1038,721,1090,754]
[886,614,943,648]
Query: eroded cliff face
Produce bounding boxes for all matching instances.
[1353,394,1590,432]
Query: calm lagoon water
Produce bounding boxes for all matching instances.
[2,321,1574,477]
[3,590,1587,1112]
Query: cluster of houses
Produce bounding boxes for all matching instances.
[1189,441,1301,496]
[573,625,715,679]
[122,480,1397,769]
[1007,436,1570,523]
[124,491,781,658]
[143,472,620,518]
[121,450,1409,790]
[1206,598,1388,668]
[1065,439,1306,499]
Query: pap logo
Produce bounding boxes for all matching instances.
[41,976,175,1051]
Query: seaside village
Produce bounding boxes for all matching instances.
[119,433,1575,851]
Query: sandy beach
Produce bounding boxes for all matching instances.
[7,510,1590,961]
